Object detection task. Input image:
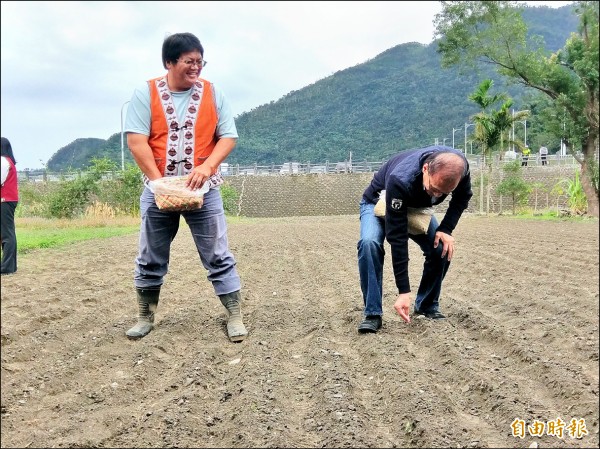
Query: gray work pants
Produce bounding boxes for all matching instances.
[134,186,241,295]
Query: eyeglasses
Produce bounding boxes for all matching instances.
[177,59,207,68]
[425,171,452,197]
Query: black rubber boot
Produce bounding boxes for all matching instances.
[126,287,160,340]
[219,290,248,342]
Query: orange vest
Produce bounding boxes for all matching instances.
[148,76,218,176]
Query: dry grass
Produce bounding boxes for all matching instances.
[85,201,118,219]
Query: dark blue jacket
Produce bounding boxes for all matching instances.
[362,145,473,293]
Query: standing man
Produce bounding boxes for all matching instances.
[357,146,473,333]
[521,146,531,167]
[1,137,19,275]
[539,145,548,166]
[124,32,247,343]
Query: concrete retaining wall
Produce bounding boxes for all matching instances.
[224,166,577,217]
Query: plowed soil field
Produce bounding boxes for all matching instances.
[1,214,598,448]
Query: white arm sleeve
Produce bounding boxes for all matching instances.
[0,156,10,185]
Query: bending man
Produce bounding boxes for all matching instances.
[357,145,473,333]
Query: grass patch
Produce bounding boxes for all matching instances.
[14,216,140,254]
[495,209,598,222]
[11,215,249,255]
[524,213,591,221]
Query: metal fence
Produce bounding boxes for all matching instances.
[220,160,385,176]
[463,153,585,168]
[17,170,123,183]
[220,154,582,175]
[17,154,584,183]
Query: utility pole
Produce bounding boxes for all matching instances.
[464,123,474,154]
[120,100,131,171]
[452,126,462,149]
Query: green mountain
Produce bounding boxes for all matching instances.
[47,4,578,171]
[46,133,134,171]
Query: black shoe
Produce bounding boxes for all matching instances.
[358,315,382,333]
[414,309,446,320]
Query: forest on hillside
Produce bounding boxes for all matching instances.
[45,4,579,171]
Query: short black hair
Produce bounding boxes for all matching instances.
[1,137,16,165]
[162,32,204,69]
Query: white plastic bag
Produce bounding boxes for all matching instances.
[373,190,433,235]
[147,176,210,211]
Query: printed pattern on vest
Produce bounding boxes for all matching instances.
[154,77,203,176]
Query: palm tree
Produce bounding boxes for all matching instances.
[468,79,530,213]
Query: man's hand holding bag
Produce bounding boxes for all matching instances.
[148,176,210,212]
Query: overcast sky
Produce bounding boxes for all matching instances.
[1,1,573,169]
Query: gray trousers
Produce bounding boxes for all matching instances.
[134,186,241,295]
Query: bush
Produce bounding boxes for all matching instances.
[220,182,239,215]
[496,160,531,215]
[16,163,237,219]
[554,170,587,215]
[47,175,99,219]
[15,181,56,217]
[17,158,143,219]
[95,164,143,216]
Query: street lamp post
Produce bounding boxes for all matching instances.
[511,123,528,150]
[512,110,515,152]
[120,100,130,171]
[452,126,462,149]
[516,120,527,147]
[464,123,475,154]
[512,109,528,151]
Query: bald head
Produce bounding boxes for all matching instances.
[423,152,467,192]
